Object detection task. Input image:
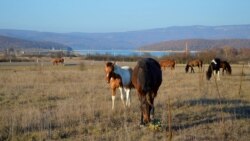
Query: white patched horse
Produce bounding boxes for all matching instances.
[206,58,221,81]
[105,62,133,110]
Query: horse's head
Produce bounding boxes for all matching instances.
[140,93,155,124]
[60,58,64,63]
[206,65,213,80]
[105,62,115,83]
[185,65,189,73]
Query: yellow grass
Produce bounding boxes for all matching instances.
[0,59,249,141]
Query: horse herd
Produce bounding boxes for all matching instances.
[104,58,232,126]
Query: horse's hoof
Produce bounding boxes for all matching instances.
[139,123,146,128]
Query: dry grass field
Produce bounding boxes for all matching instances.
[0,58,249,141]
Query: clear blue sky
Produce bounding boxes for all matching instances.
[0,0,249,33]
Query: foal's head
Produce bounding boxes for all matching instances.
[104,62,115,83]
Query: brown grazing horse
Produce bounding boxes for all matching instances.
[185,59,203,73]
[132,58,162,125]
[159,59,175,70]
[220,60,232,75]
[52,58,64,65]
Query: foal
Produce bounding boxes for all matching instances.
[105,62,133,110]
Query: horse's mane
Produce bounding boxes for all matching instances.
[212,58,221,70]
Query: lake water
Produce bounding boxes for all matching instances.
[76,49,181,57]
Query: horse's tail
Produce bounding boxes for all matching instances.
[225,61,232,75]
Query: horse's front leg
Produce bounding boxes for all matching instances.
[217,71,220,81]
[119,87,126,108]
[191,67,194,73]
[111,88,116,110]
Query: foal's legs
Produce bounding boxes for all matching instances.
[119,87,126,108]
[111,87,121,110]
[124,88,131,107]
[111,88,116,110]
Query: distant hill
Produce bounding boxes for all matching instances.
[0,35,72,51]
[140,39,250,51]
[0,25,250,50]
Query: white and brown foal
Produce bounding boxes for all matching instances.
[105,62,133,110]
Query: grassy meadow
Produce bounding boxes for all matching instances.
[0,58,250,141]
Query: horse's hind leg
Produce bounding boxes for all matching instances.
[124,88,131,107]
[119,87,126,108]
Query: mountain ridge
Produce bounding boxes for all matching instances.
[0,35,72,51]
[140,38,250,51]
[0,24,250,50]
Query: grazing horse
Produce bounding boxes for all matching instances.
[52,58,64,65]
[220,61,232,75]
[132,58,162,125]
[206,58,221,80]
[185,59,203,73]
[159,59,175,70]
[105,62,133,110]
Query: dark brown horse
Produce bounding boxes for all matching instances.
[159,59,175,70]
[220,61,232,75]
[52,58,64,65]
[185,59,203,73]
[132,58,162,125]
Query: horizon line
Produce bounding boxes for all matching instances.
[1,24,250,34]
